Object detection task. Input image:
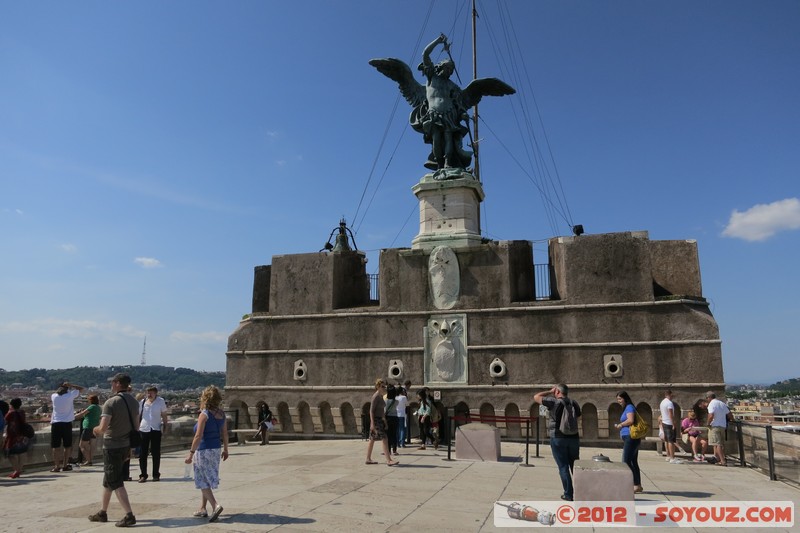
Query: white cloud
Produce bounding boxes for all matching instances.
[134,257,162,268]
[722,198,800,242]
[170,331,228,343]
[60,243,78,253]
[0,318,145,340]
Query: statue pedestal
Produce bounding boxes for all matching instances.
[411,173,485,251]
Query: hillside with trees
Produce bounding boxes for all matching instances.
[768,378,800,396]
[0,365,225,391]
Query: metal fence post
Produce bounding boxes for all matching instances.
[765,425,777,481]
[524,419,530,466]
[445,411,453,461]
[735,421,745,468]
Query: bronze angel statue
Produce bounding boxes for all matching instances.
[370,34,515,176]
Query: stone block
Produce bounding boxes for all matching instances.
[573,459,634,501]
[649,240,702,298]
[455,422,501,461]
[549,232,653,304]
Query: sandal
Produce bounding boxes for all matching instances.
[209,505,224,523]
[62,464,73,471]
[365,460,378,465]
[193,510,208,518]
[50,467,61,473]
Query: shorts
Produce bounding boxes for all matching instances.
[4,437,31,456]
[708,426,725,446]
[51,422,74,448]
[102,447,128,491]
[369,418,387,441]
[662,423,676,443]
[80,427,96,442]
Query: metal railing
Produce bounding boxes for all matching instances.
[727,421,800,485]
[534,263,552,300]
[368,273,379,302]
[363,265,551,303]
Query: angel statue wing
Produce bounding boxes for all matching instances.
[368,58,426,110]
[461,78,516,109]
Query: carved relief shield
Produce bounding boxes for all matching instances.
[429,245,459,310]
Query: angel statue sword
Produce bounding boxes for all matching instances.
[370,33,515,179]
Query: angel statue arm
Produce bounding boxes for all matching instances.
[421,33,448,74]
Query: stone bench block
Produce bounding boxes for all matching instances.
[455,422,500,461]
[573,460,634,502]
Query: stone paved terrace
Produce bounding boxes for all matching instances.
[2,439,798,532]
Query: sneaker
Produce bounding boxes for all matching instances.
[209,505,224,523]
[62,464,73,471]
[693,457,704,463]
[88,510,108,523]
[695,454,704,461]
[115,512,136,527]
[669,458,685,464]
[665,457,672,462]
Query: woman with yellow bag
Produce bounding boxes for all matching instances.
[614,391,644,494]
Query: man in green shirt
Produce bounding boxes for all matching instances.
[88,373,138,528]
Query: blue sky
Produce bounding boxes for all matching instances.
[1,1,798,384]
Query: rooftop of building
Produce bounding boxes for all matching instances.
[2,438,798,532]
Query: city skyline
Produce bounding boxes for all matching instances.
[2,1,799,383]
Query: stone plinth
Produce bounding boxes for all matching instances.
[573,460,634,501]
[455,422,501,461]
[411,174,485,250]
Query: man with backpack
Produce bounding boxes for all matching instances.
[534,384,581,502]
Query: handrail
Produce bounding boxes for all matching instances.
[727,420,799,485]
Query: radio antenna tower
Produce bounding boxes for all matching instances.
[140,337,147,366]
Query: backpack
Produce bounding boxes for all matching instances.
[430,403,441,424]
[557,399,579,436]
[21,422,36,439]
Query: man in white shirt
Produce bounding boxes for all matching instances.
[138,386,169,482]
[659,390,680,463]
[51,381,85,472]
[705,391,730,467]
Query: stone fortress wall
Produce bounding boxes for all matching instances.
[225,231,724,442]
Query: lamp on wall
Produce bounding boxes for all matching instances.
[572,224,584,236]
